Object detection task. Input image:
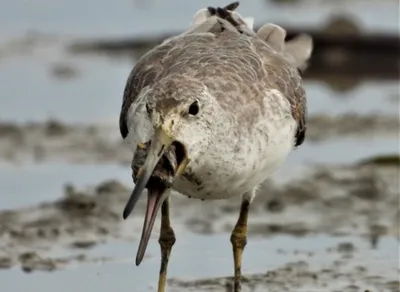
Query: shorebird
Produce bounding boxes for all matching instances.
[119,2,313,291]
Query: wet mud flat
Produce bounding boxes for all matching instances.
[0,1,399,291]
[0,120,130,165]
[169,257,400,292]
[0,113,398,165]
[0,158,398,291]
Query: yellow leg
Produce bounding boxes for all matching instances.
[157,197,175,292]
[230,199,250,292]
[137,143,147,150]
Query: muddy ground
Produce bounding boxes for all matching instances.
[0,113,398,165]
[0,152,398,291]
[170,260,400,292]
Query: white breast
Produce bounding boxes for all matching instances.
[172,89,297,200]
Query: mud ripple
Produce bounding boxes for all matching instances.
[0,160,398,272]
[169,260,399,292]
[0,114,398,164]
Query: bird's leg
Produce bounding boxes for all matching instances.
[157,196,175,292]
[230,198,250,292]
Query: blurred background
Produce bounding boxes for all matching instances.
[0,1,399,292]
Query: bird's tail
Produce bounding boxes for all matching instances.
[190,7,254,31]
[187,4,313,72]
[162,4,254,45]
[256,23,313,72]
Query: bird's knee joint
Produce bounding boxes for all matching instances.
[230,232,247,249]
[159,239,176,250]
[159,228,176,248]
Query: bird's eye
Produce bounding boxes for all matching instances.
[188,101,199,116]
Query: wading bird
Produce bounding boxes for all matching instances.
[119,2,312,291]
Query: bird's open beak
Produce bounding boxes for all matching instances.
[122,128,189,266]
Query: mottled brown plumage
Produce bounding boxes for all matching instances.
[119,3,313,292]
[119,12,309,147]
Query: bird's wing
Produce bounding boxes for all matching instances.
[250,32,312,147]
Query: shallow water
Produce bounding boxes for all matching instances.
[0,55,131,123]
[305,81,399,116]
[1,0,398,39]
[0,163,130,210]
[0,233,398,292]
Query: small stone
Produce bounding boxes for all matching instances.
[337,242,355,253]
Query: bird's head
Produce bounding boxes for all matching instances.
[122,76,216,265]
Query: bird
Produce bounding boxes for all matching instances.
[118,2,313,292]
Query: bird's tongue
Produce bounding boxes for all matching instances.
[135,184,169,265]
[144,189,159,230]
[134,143,183,265]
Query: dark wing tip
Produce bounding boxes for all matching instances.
[225,2,240,11]
[295,126,306,147]
[207,6,217,15]
[119,112,129,139]
[207,4,241,31]
[208,2,240,16]
[216,7,229,18]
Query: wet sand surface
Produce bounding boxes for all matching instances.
[1,0,399,291]
[0,160,398,291]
